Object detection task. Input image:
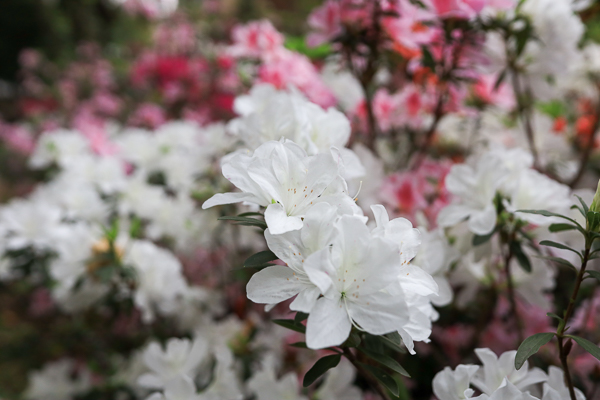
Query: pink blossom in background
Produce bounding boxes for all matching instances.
[431,0,486,19]
[72,107,118,156]
[572,290,600,333]
[259,50,336,108]
[28,288,54,316]
[19,49,42,70]
[153,18,196,54]
[0,123,36,155]
[479,297,554,354]
[472,74,515,110]
[373,89,403,131]
[229,20,285,59]
[432,324,476,366]
[307,0,343,47]
[380,171,429,223]
[382,0,438,59]
[129,103,166,129]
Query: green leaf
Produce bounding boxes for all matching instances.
[574,195,589,215]
[244,250,278,268]
[539,241,582,259]
[548,223,577,233]
[343,331,361,348]
[546,312,563,321]
[294,312,308,323]
[421,46,435,69]
[515,332,555,370]
[375,333,405,353]
[218,216,267,229]
[566,335,600,362]
[303,354,341,387]
[237,211,264,217]
[517,210,578,225]
[289,342,308,349]
[358,363,399,396]
[511,241,531,273]
[357,348,411,377]
[272,319,306,334]
[534,255,577,271]
[473,230,495,247]
[586,270,600,282]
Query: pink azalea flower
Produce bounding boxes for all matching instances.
[229,20,285,59]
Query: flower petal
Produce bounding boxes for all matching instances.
[306,297,351,349]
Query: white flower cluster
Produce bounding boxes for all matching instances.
[205,93,440,351]
[432,348,586,400]
[0,121,233,321]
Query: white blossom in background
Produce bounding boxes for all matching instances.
[24,359,92,400]
[431,349,586,400]
[124,240,189,322]
[228,84,365,180]
[138,338,208,389]
[518,0,584,100]
[437,153,508,235]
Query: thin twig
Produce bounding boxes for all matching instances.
[556,242,591,400]
[510,71,540,170]
[503,242,524,345]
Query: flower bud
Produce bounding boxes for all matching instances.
[591,179,600,213]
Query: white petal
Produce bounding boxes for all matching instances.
[348,291,408,336]
[202,192,260,209]
[370,204,390,228]
[397,265,439,297]
[246,266,306,305]
[468,204,497,235]
[306,297,351,349]
[264,203,303,235]
[304,248,336,293]
[437,204,474,227]
[290,286,321,313]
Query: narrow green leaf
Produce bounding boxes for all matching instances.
[375,333,405,353]
[546,312,563,321]
[586,270,600,282]
[357,348,411,377]
[237,211,265,217]
[358,363,399,396]
[515,332,555,370]
[303,354,341,387]
[517,210,578,225]
[218,216,267,229]
[272,319,306,334]
[244,250,278,268]
[574,195,589,214]
[534,255,577,271]
[539,240,582,259]
[548,223,577,233]
[566,335,600,362]
[473,230,495,247]
[511,241,531,273]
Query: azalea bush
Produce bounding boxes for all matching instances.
[2,0,600,400]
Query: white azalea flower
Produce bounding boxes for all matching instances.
[202,140,349,235]
[471,348,547,395]
[145,377,200,400]
[25,359,92,400]
[432,364,481,400]
[124,240,189,322]
[247,360,307,400]
[303,215,411,349]
[28,130,91,169]
[246,202,341,313]
[438,154,509,235]
[506,169,571,226]
[138,337,208,389]
[541,366,585,400]
[315,358,362,400]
